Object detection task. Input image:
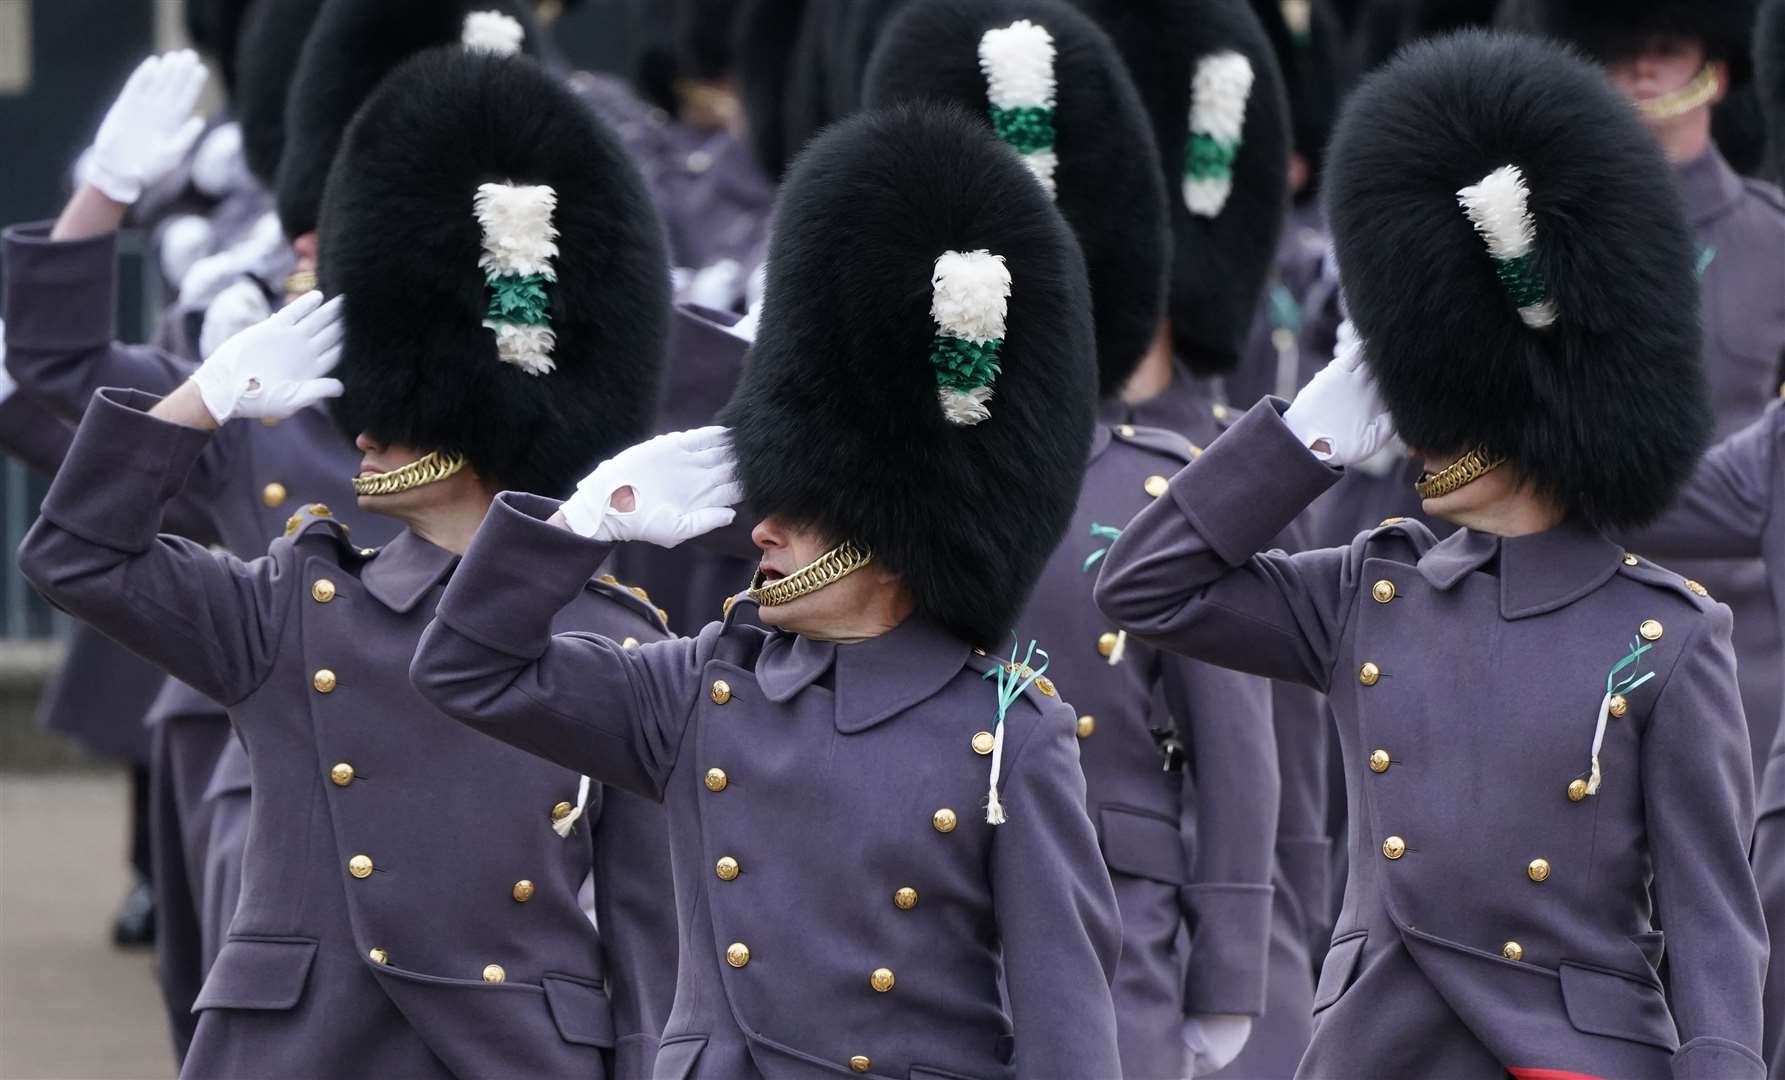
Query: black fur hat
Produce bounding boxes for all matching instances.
[279,0,545,238]
[1324,30,1708,529]
[1763,0,1785,177]
[675,0,738,79]
[1512,0,1759,85]
[186,0,256,95]
[319,48,669,497]
[734,0,807,179]
[864,0,1168,397]
[721,104,1097,647]
[1250,0,1351,193]
[235,0,325,187]
[1070,0,1291,375]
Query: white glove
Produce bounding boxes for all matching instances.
[561,426,743,547]
[199,279,274,361]
[1282,319,1397,466]
[1182,1014,1253,1078]
[84,51,209,204]
[189,121,251,197]
[189,291,345,424]
[0,322,14,405]
[178,210,286,312]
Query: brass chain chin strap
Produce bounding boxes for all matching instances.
[284,269,319,299]
[351,451,468,497]
[1413,447,1506,500]
[746,541,875,607]
[1638,65,1721,120]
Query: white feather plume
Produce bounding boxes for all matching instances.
[938,385,995,426]
[474,182,559,278]
[1183,175,1233,218]
[483,321,557,376]
[979,20,1057,111]
[1021,150,1059,198]
[1190,51,1253,146]
[1456,164,1537,260]
[931,250,1011,343]
[462,10,525,55]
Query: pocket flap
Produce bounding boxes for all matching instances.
[1312,932,1366,1012]
[1099,805,1187,886]
[543,974,616,1048]
[1558,962,1678,1051]
[193,936,317,1012]
[654,1036,707,1080]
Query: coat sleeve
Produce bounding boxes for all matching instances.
[1094,399,1355,693]
[0,389,73,478]
[1633,403,1778,560]
[16,388,291,707]
[412,491,706,802]
[991,704,1124,1078]
[1643,606,1769,1080]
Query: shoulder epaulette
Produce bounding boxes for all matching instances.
[590,573,673,635]
[966,648,1063,710]
[1110,422,1202,466]
[281,503,353,546]
[1362,515,1438,556]
[1615,552,1717,610]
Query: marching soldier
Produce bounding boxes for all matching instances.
[1095,30,1767,1078]
[21,46,676,1078]
[412,103,1124,1079]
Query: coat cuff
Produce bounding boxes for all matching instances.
[1167,399,1339,568]
[39,388,210,552]
[435,491,615,657]
[1180,882,1275,1016]
[1672,1037,1764,1080]
[3,222,118,354]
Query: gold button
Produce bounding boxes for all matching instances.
[1527,858,1551,883]
[482,964,506,983]
[1639,619,1663,641]
[622,636,640,647]
[1097,632,1119,657]
[1035,675,1056,697]
[1144,474,1169,498]
[1371,580,1396,604]
[1567,778,1588,802]
[599,574,618,585]
[722,594,736,616]
[726,942,750,968]
[1379,516,1407,527]
[1213,402,1232,421]
[705,768,728,792]
[932,808,958,833]
[1369,749,1390,773]
[869,967,895,992]
[1501,941,1524,962]
[630,585,651,602]
[893,887,918,910]
[329,762,355,786]
[284,512,303,536]
[368,946,388,965]
[715,856,740,881]
[313,669,338,693]
[262,482,288,508]
[1076,714,1095,739]
[710,680,732,705]
[1685,579,1708,597]
[972,731,995,755]
[312,578,337,603]
[310,504,332,518]
[512,879,535,902]
[1116,424,1135,437]
[657,607,670,625]
[1382,836,1405,860]
[849,1057,871,1073]
[1358,662,1381,686]
[1623,553,1639,566]
[348,854,373,879]
[1607,694,1628,719]
[551,801,577,823]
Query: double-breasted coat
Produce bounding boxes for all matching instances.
[1094,399,1767,1080]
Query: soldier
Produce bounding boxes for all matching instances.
[412,103,1123,1079]
[21,47,676,1078]
[1095,30,1766,1078]
[862,3,1279,1077]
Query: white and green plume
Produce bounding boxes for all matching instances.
[979,20,1059,198]
[1183,51,1253,217]
[1456,164,1557,330]
[929,250,1011,426]
[475,181,559,375]
[462,10,525,55]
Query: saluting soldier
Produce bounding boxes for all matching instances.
[863,4,1280,1077]
[411,103,1124,1079]
[21,46,677,1079]
[1095,31,1767,1078]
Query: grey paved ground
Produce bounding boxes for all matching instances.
[1,771,176,1079]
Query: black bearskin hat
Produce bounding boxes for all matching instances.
[1070,0,1291,375]
[1250,0,1351,193]
[279,0,545,238]
[675,0,739,80]
[186,0,256,96]
[1764,0,1785,178]
[721,104,1097,647]
[734,0,807,179]
[235,0,325,187]
[319,48,669,497]
[1325,30,1708,529]
[1510,0,1759,85]
[864,0,1168,398]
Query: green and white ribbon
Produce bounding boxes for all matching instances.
[1584,637,1657,796]
[929,249,1010,426]
[981,639,1051,824]
[1456,164,1558,330]
[475,182,560,376]
[1184,51,1253,217]
[979,19,1059,197]
[462,10,525,54]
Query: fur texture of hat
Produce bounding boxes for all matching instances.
[734,0,808,179]
[1250,0,1351,192]
[1510,0,1759,84]
[186,0,257,95]
[1762,0,1785,177]
[235,0,326,187]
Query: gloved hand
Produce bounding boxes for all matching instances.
[0,321,13,405]
[560,426,742,547]
[1182,1013,1253,1078]
[189,121,252,197]
[189,291,345,424]
[199,279,274,361]
[179,210,286,313]
[1283,320,1397,466]
[84,51,209,205]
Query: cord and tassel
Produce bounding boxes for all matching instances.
[1583,637,1656,796]
[1082,523,1127,666]
[981,639,1051,824]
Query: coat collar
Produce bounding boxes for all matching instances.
[753,615,971,733]
[1676,147,1744,227]
[1100,359,1224,445]
[1415,521,1623,619]
[361,529,458,614]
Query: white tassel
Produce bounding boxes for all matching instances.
[482,321,557,375]
[984,717,1008,825]
[1583,691,1613,796]
[1456,165,1557,330]
[474,183,560,279]
[552,774,592,837]
[931,250,1011,343]
[938,385,995,426]
[1105,629,1127,667]
[979,20,1057,111]
[462,10,526,55]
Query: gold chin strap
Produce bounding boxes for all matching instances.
[284,269,319,300]
[746,541,874,608]
[351,451,467,497]
[1638,65,1721,120]
[1413,447,1506,500]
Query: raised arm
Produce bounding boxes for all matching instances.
[1632,402,1778,561]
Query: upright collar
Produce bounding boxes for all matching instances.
[361,529,458,614]
[1100,358,1221,445]
[753,615,971,733]
[1415,521,1623,619]
[1086,422,1114,464]
[1676,147,1744,227]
